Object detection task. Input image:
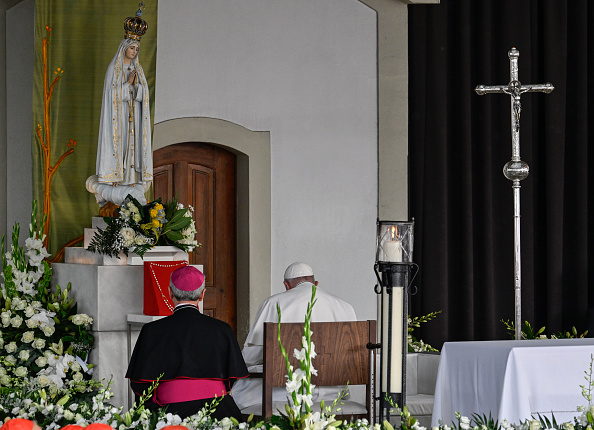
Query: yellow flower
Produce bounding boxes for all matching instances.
[150,208,157,218]
[152,219,161,228]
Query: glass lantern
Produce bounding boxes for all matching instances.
[376,220,414,263]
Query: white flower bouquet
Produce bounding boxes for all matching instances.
[1,202,100,407]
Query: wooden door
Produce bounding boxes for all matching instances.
[153,142,237,331]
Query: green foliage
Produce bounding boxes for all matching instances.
[408,310,441,352]
[501,319,588,340]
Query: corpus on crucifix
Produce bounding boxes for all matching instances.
[475,47,553,340]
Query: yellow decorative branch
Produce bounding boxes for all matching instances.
[35,25,77,250]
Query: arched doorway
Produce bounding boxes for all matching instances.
[152,117,271,343]
[153,142,237,330]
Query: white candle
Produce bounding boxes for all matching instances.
[383,240,402,262]
[380,286,403,393]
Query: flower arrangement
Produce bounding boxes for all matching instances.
[87,194,200,258]
[0,202,100,407]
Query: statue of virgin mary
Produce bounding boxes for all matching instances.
[87,6,152,208]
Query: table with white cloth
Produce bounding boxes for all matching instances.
[431,338,594,427]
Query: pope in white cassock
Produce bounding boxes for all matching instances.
[232,262,357,414]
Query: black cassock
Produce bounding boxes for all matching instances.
[125,304,249,420]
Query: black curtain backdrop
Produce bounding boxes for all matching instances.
[408,0,593,349]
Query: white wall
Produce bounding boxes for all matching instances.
[156,0,379,320]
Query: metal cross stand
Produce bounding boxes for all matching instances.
[475,47,553,340]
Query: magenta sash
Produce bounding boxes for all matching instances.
[156,378,227,404]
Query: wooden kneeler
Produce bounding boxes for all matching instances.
[262,320,376,421]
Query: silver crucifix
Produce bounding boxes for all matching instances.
[475,47,553,340]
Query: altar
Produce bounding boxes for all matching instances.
[431,338,594,426]
[50,218,195,409]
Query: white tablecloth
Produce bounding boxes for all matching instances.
[431,338,594,426]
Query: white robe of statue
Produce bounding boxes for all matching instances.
[232,282,357,412]
[87,38,152,206]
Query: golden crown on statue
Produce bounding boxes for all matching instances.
[124,2,148,41]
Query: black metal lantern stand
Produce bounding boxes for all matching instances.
[372,220,418,423]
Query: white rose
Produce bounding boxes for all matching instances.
[0,367,5,376]
[42,325,55,337]
[22,331,35,343]
[72,371,83,382]
[26,318,38,329]
[134,234,148,245]
[119,227,136,247]
[0,338,3,348]
[4,355,16,366]
[35,356,48,367]
[37,374,51,387]
[71,314,86,325]
[24,306,36,318]
[10,315,23,328]
[18,350,29,361]
[14,366,27,377]
[5,341,17,353]
[32,301,42,308]
[49,383,58,395]
[133,213,142,223]
[1,311,11,326]
[12,297,26,310]
[71,361,81,372]
[0,375,10,385]
[32,338,46,350]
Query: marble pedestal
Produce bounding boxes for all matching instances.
[51,222,189,410]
